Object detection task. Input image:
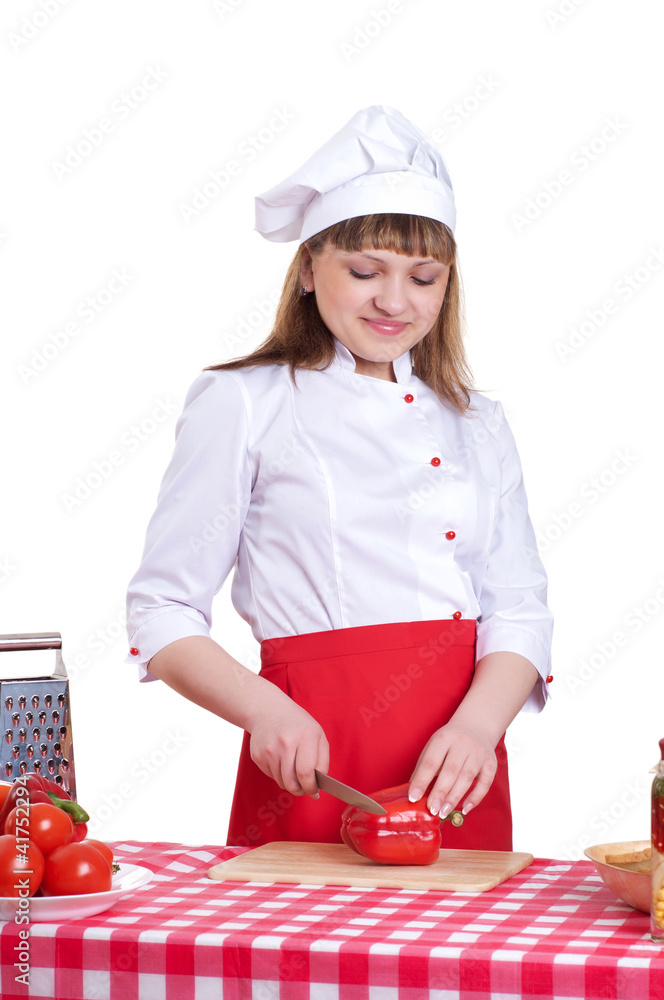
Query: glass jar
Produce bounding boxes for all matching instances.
[651,738,664,943]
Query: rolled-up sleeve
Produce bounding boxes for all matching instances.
[125,370,252,682]
[475,401,553,712]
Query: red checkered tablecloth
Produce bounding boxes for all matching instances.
[1,841,662,1000]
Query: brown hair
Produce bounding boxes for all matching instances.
[206,213,473,412]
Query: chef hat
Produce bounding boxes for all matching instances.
[255,104,456,244]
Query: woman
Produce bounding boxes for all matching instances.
[125,105,553,851]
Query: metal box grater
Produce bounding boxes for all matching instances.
[0,633,77,799]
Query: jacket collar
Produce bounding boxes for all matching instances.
[329,336,413,385]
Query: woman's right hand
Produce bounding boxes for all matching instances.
[147,636,329,796]
[248,700,329,797]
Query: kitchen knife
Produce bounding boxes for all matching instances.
[314,769,387,815]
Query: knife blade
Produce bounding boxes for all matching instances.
[314,769,387,815]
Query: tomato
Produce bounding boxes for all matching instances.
[84,839,113,866]
[5,803,74,856]
[41,842,113,896]
[0,834,45,897]
[0,783,12,809]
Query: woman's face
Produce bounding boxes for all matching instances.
[301,242,450,380]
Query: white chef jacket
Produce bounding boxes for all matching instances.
[125,336,553,712]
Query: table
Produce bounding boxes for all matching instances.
[1,840,663,1000]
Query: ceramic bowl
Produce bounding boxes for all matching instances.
[584,840,650,914]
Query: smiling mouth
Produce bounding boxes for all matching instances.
[363,318,408,335]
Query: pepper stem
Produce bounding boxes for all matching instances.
[443,810,464,827]
[47,792,90,824]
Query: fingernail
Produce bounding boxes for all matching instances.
[462,802,473,815]
[439,802,452,819]
[408,787,422,803]
[429,799,440,816]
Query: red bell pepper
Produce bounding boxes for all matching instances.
[340,783,463,865]
[0,773,89,841]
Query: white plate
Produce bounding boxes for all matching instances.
[0,863,153,923]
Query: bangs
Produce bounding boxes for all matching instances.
[317,213,454,264]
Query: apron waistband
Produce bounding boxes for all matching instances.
[260,618,476,667]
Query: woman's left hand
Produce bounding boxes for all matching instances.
[408,722,497,819]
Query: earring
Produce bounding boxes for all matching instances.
[300,286,308,296]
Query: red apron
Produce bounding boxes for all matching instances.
[227,619,512,851]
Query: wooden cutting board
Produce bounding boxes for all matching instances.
[207,842,534,892]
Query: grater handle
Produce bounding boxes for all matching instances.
[0,633,62,652]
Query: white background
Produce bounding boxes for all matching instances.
[1,0,662,861]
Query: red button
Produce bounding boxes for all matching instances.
[431,457,441,467]
[452,611,462,620]
[445,531,456,540]
[129,647,139,656]
[404,394,414,403]
[546,675,554,684]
